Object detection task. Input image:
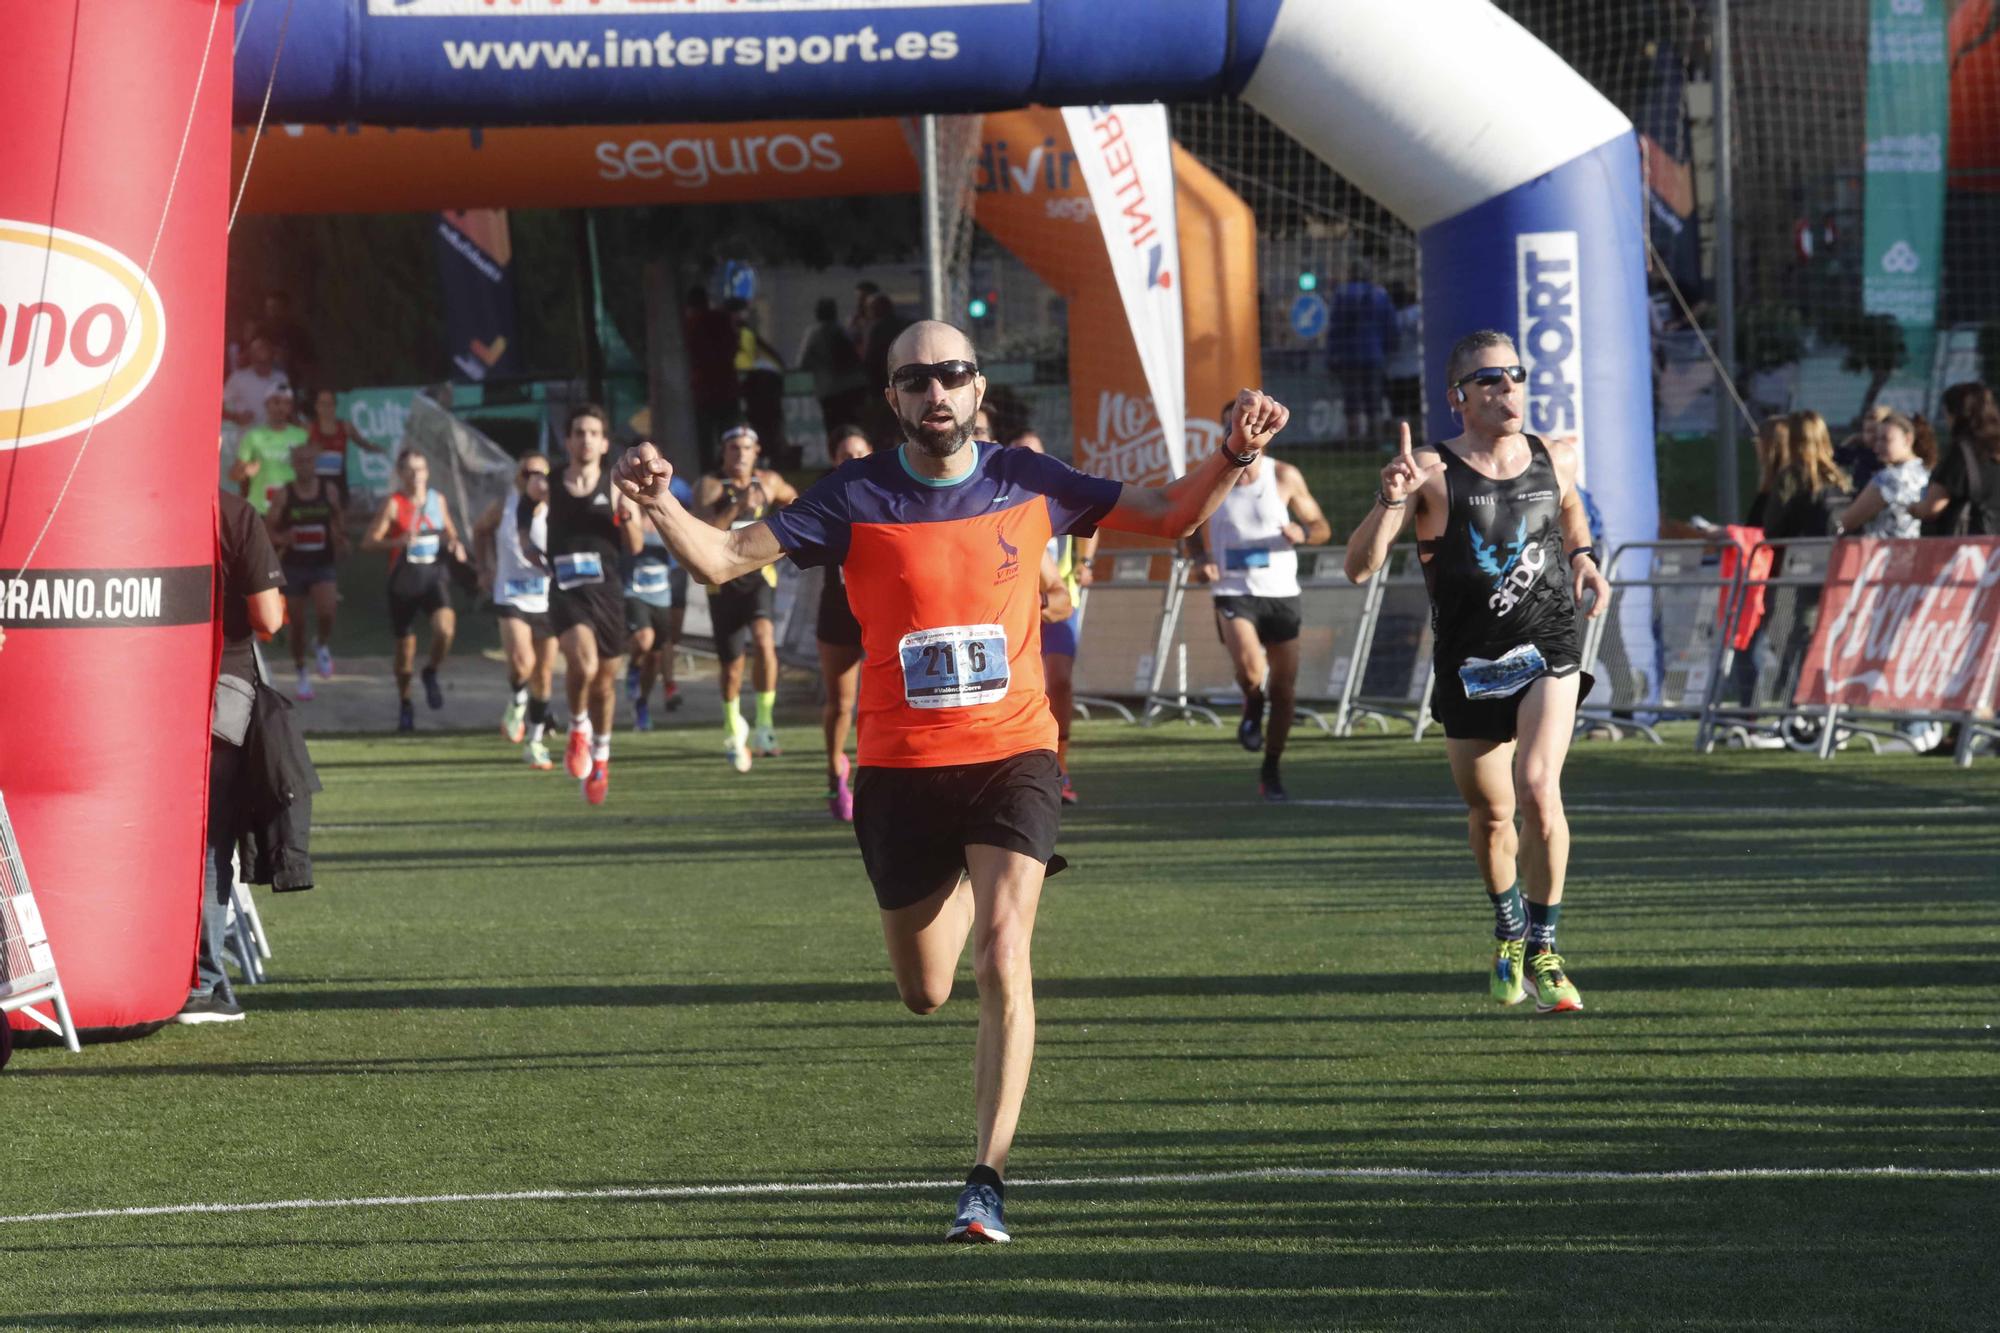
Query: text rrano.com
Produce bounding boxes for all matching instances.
[440,26,960,73]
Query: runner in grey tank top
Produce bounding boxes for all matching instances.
[1342,330,1610,1016]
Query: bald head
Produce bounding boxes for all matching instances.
[886,319,977,370]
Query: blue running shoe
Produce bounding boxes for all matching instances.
[397,699,415,734]
[945,1182,1010,1243]
[625,662,641,704]
[1237,713,1263,752]
[421,665,444,710]
[634,698,652,732]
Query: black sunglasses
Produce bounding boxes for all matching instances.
[890,360,980,393]
[1452,365,1528,392]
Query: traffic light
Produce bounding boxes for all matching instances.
[968,296,990,319]
[1297,270,1318,292]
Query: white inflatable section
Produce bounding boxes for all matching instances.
[1241,0,1633,229]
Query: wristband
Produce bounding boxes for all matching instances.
[1568,545,1596,565]
[1376,491,1406,509]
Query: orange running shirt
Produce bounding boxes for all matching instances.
[767,444,1121,768]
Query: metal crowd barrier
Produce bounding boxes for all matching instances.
[1580,537,1746,744]
[1346,547,1436,738]
[1696,537,2000,765]
[1696,539,1849,753]
[1071,549,1180,723]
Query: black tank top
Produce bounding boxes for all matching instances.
[544,467,622,566]
[279,483,338,567]
[1419,435,1576,661]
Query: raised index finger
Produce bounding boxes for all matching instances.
[1398,421,1414,462]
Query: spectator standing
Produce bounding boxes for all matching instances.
[1383,282,1424,440]
[728,298,791,467]
[1764,410,1852,540]
[1915,385,2000,536]
[859,291,912,446]
[181,489,286,1024]
[1326,264,1397,441]
[1744,414,1791,528]
[848,280,882,353]
[222,333,289,428]
[1837,411,1934,538]
[1835,405,1890,491]
[682,287,742,474]
[261,291,316,386]
[796,297,870,449]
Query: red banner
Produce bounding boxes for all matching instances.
[1797,538,2000,715]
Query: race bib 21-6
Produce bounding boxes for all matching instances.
[898,624,1010,709]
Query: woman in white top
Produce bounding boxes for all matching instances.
[1837,410,1934,539]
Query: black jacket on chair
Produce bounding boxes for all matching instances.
[237,678,321,892]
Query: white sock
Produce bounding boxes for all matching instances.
[528,722,545,744]
[512,685,528,705]
[591,737,610,763]
[573,716,594,743]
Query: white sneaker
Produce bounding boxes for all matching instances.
[296,671,315,702]
[752,725,782,757]
[315,643,335,678]
[725,715,753,773]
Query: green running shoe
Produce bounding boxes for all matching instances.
[1490,936,1527,1005]
[1527,951,1584,1014]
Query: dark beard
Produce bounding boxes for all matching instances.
[900,405,974,458]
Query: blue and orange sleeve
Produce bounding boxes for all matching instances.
[766,467,854,568]
[1013,451,1121,537]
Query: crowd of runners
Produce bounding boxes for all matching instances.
[233,319,1607,1242]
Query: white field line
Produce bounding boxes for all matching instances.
[4,1164,1995,1228]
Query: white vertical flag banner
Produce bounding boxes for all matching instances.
[1061,103,1186,477]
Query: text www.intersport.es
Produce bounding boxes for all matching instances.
[440,26,959,75]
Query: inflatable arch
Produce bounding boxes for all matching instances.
[3,0,1652,1032]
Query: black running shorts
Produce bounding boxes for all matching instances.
[852,749,1065,911]
[625,596,675,643]
[1431,638,1594,743]
[388,572,450,637]
[709,576,775,665]
[1213,593,1302,647]
[815,578,862,648]
[495,601,553,642]
[550,582,627,657]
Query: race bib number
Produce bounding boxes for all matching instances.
[291,523,328,554]
[405,533,440,565]
[1458,643,1549,700]
[553,552,604,590]
[1224,548,1271,570]
[501,575,549,603]
[314,450,344,477]
[898,624,1009,709]
[627,561,671,596]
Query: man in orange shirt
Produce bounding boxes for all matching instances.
[615,320,1289,1243]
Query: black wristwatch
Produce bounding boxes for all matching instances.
[1220,444,1258,467]
[1568,545,1597,565]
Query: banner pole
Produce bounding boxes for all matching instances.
[920,115,947,321]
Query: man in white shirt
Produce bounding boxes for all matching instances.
[223,333,291,428]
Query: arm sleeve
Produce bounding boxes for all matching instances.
[1021,452,1122,537]
[221,492,285,596]
[762,467,853,569]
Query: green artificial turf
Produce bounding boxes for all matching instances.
[2,724,1995,1330]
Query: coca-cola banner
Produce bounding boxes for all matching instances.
[1797,538,2000,715]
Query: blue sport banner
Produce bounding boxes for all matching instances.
[1862,0,1950,384]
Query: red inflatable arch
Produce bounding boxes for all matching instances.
[1,0,232,1033]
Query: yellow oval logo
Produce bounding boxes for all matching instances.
[0,220,167,451]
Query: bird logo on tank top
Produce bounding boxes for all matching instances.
[1471,517,1545,616]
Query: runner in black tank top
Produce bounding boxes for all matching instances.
[540,404,643,804]
[1343,330,1611,1017]
[269,439,347,700]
